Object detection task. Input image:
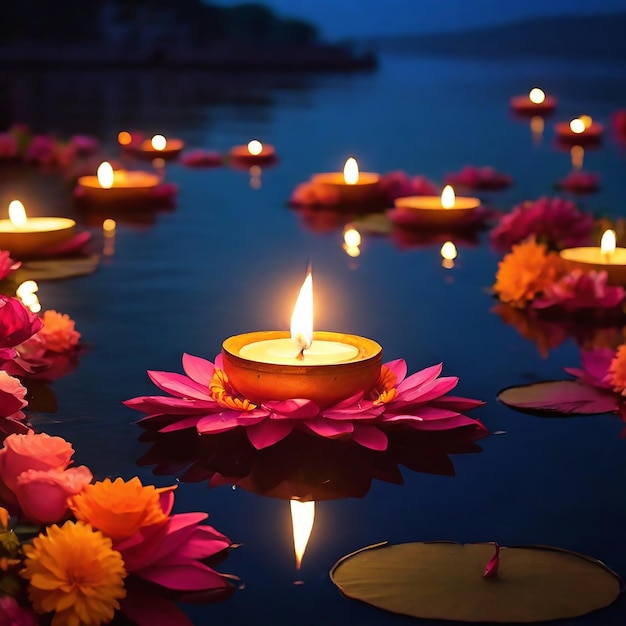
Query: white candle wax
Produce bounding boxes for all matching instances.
[239,338,359,365]
[560,248,626,265]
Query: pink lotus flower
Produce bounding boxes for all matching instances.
[564,348,614,391]
[125,354,485,451]
[0,371,29,435]
[0,296,43,364]
[0,133,18,159]
[37,310,81,353]
[180,149,223,167]
[0,596,37,626]
[68,134,99,155]
[115,490,233,593]
[490,196,594,251]
[25,135,59,166]
[377,171,438,203]
[556,170,600,193]
[0,250,20,280]
[446,166,513,191]
[289,181,341,206]
[532,269,624,311]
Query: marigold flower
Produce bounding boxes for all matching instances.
[608,345,626,394]
[38,310,81,353]
[69,477,174,541]
[494,238,563,307]
[21,520,126,626]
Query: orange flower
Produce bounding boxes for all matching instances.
[608,344,626,393]
[38,310,81,353]
[21,520,126,626]
[69,477,175,541]
[209,369,257,411]
[373,364,398,404]
[494,238,563,308]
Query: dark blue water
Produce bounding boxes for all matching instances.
[1,52,626,624]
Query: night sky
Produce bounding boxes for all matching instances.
[214,0,626,39]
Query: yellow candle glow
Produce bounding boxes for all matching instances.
[529,88,545,104]
[343,226,362,248]
[560,229,626,285]
[151,135,167,151]
[570,118,586,134]
[0,201,76,257]
[291,500,315,570]
[247,140,263,156]
[137,134,184,158]
[97,162,114,189]
[77,163,160,202]
[343,157,359,185]
[311,157,380,204]
[510,88,556,114]
[441,185,455,209]
[230,140,276,163]
[118,131,132,146]
[441,241,457,260]
[221,271,382,406]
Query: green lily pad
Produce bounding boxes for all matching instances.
[330,541,622,623]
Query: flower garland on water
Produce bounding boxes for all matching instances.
[0,431,236,626]
[493,238,625,312]
[490,196,594,252]
[124,353,485,451]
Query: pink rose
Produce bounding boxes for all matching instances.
[0,296,43,351]
[0,596,37,626]
[0,432,74,492]
[0,250,19,281]
[38,310,81,352]
[0,372,27,419]
[14,465,92,524]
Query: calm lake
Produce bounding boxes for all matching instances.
[1,51,626,624]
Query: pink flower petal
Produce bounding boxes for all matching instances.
[125,396,217,414]
[303,416,354,438]
[396,363,443,395]
[483,543,500,579]
[159,416,205,433]
[136,561,229,592]
[264,398,320,419]
[351,424,388,450]
[148,371,213,400]
[196,414,241,435]
[181,353,215,386]
[246,420,293,449]
[383,359,408,383]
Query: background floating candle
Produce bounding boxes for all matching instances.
[76,161,160,203]
[510,88,557,114]
[229,139,277,164]
[311,157,381,205]
[555,116,603,143]
[137,134,184,158]
[0,201,76,258]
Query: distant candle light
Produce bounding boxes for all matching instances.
[247,140,263,156]
[151,134,167,151]
[569,118,586,134]
[528,88,546,104]
[343,157,359,185]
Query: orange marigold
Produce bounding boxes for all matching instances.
[21,520,126,626]
[372,364,398,404]
[210,369,257,411]
[69,476,175,541]
[39,310,81,353]
[608,345,626,393]
[494,238,563,308]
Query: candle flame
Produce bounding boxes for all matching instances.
[441,241,457,261]
[151,134,167,151]
[102,218,116,234]
[580,115,593,129]
[441,185,455,209]
[343,157,359,185]
[569,118,585,134]
[290,270,313,354]
[247,140,263,156]
[291,500,315,570]
[97,161,114,189]
[8,201,27,227]
[118,131,132,146]
[343,226,361,248]
[601,229,616,256]
[528,88,545,104]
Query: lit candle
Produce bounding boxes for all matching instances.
[137,134,184,158]
[221,269,382,407]
[0,201,76,258]
[510,88,557,114]
[560,229,626,285]
[76,161,160,203]
[291,500,315,571]
[229,139,277,164]
[391,185,481,227]
[311,157,381,205]
[555,116,603,143]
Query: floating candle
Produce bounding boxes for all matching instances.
[391,185,480,227]
[311,157,381,205]
[76,161,160,203]
[137,134,184,158]
[560,229,626,285]
[229,139,277,164]
[555,116,603,143]
[0,201,76,258]
[510,88,557,114]
[222,269,382,407]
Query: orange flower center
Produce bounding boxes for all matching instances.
[209,369,257,411]
[373,365,398,404]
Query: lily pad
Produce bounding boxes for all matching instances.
[14,255,99,281]
[330,541,622,623]
[496,381,618,417]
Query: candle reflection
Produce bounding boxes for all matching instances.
[530,115,544,145]
[249,165,262,190]
[102,218,116,257]
[16,280,41,313]
[570,145,584,170]
[290,499,315,570]
[343,225,361,258]
[440,241,457,269]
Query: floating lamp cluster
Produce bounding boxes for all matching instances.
[0,200,76,258]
